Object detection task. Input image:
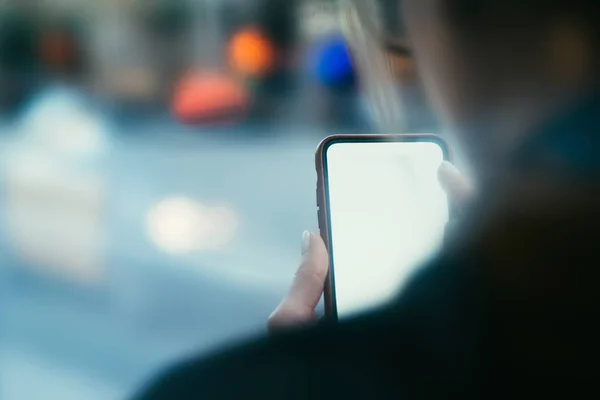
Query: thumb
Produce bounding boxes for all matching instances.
[268,232,329,332]
[438,161,473,210]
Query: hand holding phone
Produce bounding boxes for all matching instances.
[316,134,452,320]
[269,139,470,331]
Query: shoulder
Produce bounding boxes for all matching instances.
[134,322,385,399]
[134,259,474,400]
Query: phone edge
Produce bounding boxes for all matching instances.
[315,133,452,321]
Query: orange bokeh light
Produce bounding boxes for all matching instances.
[172,70,249,123]
[228,28,276,78]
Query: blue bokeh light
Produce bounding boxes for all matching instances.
[311,36,355,89]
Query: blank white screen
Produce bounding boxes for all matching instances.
[325,141,449,318]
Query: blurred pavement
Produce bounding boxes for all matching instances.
[0,123,324,399]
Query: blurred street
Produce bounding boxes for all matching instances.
[0,122,324,399]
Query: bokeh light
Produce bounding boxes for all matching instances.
[228,27,276,78]
[310,35,355,89]
[172,70,249,124]
[146,196,238,254]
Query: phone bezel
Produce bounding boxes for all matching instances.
[315,134,452,320]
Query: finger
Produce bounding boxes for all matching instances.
[287,231,329,309]
[268,232,329,332]
[438,161,473,209]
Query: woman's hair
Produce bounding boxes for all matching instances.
[446,1,600,44]
[441,0,600,83]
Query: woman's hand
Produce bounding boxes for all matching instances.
[268,162,472,333]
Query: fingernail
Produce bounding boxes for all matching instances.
[301,231,312,256]
[438,161,457,176]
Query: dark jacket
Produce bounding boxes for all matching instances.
[136,94,600,399]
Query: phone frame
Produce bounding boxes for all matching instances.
[315,134,452,320]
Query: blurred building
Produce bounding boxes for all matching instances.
[0,0,372,128]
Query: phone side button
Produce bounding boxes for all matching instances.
[316,187,320,207]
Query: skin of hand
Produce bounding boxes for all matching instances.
[268,161,472,333]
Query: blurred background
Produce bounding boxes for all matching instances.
[0,0,437,398]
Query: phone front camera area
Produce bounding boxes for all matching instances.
[324,140,449,319]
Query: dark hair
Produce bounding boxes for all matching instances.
[376,1,599,61]
[441,0,600,83]
[446,1,600,43]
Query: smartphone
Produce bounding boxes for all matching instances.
[316,134,451,320]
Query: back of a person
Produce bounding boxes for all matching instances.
[137,153,600,399]
[136,1,600,398]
